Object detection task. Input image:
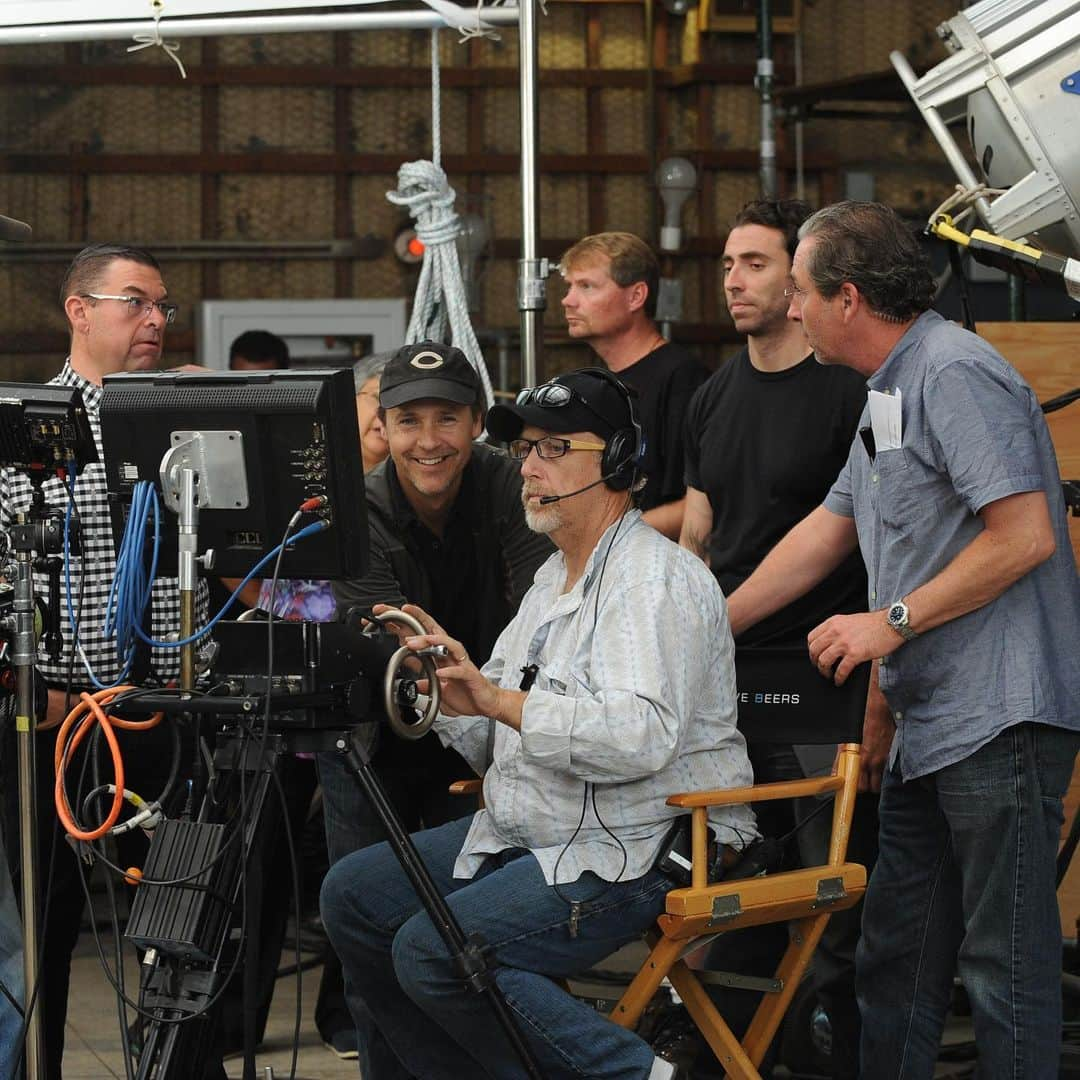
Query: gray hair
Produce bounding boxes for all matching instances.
[352,350,394,394]
[798,201,935,323]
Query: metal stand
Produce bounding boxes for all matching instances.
[338,728,545,1080]
[10,528,43,1080]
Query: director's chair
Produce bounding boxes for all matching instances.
[609,646,871,1079]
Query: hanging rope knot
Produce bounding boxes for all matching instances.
[387,161,461,247]
[128,1,187,80]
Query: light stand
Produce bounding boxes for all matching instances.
[0,381,97,1080]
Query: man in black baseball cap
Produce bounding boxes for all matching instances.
[323,340,553,1071]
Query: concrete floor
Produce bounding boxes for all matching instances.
[63,932,358,1080]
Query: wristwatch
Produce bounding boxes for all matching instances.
[886,600,918,642]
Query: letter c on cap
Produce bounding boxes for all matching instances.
[410,350,444,370]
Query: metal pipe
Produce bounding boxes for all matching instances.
[0,7,520,45]
[756,0,777,198]
[12,542,43,1079]
[0,240,379,262]
[517,0,543,387]
[644,0,658,244]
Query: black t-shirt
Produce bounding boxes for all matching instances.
[387,464,487,660]
[684,348,868,646]
[614,342,707,511]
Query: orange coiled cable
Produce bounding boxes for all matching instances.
[54,687,163,842]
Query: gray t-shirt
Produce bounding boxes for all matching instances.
[824,310,1080,781]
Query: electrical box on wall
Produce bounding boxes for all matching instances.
[197,299,408,370]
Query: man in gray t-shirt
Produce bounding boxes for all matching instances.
[727,201,1080,1080]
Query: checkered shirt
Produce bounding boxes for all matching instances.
[0,361,207,688]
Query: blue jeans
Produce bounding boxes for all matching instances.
[857,722,1078,1079]
[320,814,671,1079]
[0,823,23,1078]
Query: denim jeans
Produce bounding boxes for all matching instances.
[320,814,672,1079]
[857,722,1078,1080]
[0,822,23,1079]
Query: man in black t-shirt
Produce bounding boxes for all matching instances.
[560,231,705,538]
[679,200,888,1079]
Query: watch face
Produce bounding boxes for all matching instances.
[888,603,906,625]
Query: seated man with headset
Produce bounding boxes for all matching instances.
[320,368,757,1080]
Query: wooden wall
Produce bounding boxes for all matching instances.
[0,0,960,381]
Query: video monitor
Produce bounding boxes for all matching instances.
[99,369,367,580]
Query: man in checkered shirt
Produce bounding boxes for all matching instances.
[0,243,207,1079]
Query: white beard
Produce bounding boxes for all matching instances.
[524,502,562,534]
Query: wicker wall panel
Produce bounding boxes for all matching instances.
[604,176,649,238]
[351,255,415,301]
[0,175,70,241]
[353,88,439,155]
[0,263,66,336]
[486,175,521,241]
[482,88,520,155]
[542,176,589,240]
[802,0,954,82]
[352,174,404,237]
[0,44,66,65]
[711,85,758,150]
[217,32,335,66]
[350,29,411,67]
[86,174,201,242]
[679,259,704,323]
[0,356,66,382]
[218,175,334,239]
[217,259,336,299]
[873,168,955,217]
[601,89,647,154]
[3,86,200,154]
[154,261,201,334]
[597,6,646,68]
[469,27,519,69]
[219,88,334,153]
[541,6,587,68]
[711,172,765,231]
[483,259,520,329]
[539,90,587,155]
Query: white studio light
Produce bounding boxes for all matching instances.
[892,0,1080,256]
[454,211,491,312]
[656,157,697,252]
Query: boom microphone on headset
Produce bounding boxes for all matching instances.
[538,473,620,505]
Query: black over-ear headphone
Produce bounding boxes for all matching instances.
[572,367,643,492]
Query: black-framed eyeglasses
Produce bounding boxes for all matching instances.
[83,293,178,324]
[508,436,606,461]
[515,380,612,432]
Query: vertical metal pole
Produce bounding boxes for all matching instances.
[12,539,43,1078]
[517,0,543,388]
[757,0,777,198]
[177,469,198,691]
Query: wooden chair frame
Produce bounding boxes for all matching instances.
[609,742,865,1078]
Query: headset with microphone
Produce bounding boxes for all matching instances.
[536,368,643,504]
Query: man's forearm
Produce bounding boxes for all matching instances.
[643,496,686,541]
[727,505,859,637]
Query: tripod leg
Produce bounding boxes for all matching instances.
[338,732,544,1080]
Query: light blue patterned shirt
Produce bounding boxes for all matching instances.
[436,511,758,885]
[824,311,1080,780]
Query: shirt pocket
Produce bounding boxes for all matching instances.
[872,448,948,536]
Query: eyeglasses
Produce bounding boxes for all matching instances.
[783,283,808,301]
[508,436,606,461]
[516,380,612,432]
[83,293,178,324]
